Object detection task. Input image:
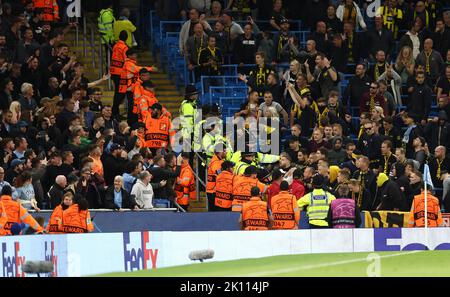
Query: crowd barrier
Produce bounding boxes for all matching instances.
[29,210,450,233]
[2,227,450,277]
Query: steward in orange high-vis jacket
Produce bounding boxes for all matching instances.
[0,185,43,235]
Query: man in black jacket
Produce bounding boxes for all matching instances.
[407,71,432,125]
[149,154,182,204]
[366,16,394,60]
[55,98,76,133]
[101,143,129,186]
[47,175,67,209]
[233,22,261,65]
[424,111,450,152]
[357,121,383,170]
[375,173,406,211]
[343,63,371,107]
[381,116,402,150]
[353,156,377,209]
[104,175,138,210]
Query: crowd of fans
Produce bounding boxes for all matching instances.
[0,0,448,234]
[166,0,450,216]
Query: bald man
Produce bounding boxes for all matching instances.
[48,175,67,209]
[416,38,445,84]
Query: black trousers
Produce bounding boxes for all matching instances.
[112,74,125,120]
[207,193,217,212]
[126,91,138,126]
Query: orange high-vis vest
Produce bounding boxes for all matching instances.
[215,170,235,209]
[241,197,270,230]
[33,0,59,22]
[270,191,300,229]
[408,191,443,227]
[61,204,94,233]
[144,114,174,148]
[135,89,158,123]
[0,201,7,232]
[46,205,64,234]
[232,176,267,212]
[206,155,224,193]
[119,58,153,93]
[0,195,43,235]
[110,40,128,76]
[174,162,196,206]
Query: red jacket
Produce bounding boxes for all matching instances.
[267,182,281,206]
[289,179,305,200]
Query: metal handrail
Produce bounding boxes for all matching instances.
[82,11,112,90]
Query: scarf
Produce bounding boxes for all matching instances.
[402,124,417,144]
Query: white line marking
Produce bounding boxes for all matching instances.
[234,251,421,277]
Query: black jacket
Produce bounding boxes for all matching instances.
[424,122,450,152]
[76,178,102,209]
[104,187,137,210]
[149,165,181,199]
[357,134,383,169]
[352,170,377,208]
[101,154,129,186]
[407,83,433,121]
[234,33,261,64]
[48,183,65,209]
[377,180,406,211]
[365,27,394,58]
[56,108,76,132]
[344,74,371,108]
[428,156,450,189]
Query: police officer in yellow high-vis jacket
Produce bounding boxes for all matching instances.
[231,150,280,175]
[297,174,336,228]
[180,85,199,149]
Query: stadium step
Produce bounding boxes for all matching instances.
[189,193,207,212]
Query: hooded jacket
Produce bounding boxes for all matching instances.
[394,162,414,210]
[131,179,154,209]
[376,173,406,211]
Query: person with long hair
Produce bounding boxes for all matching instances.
[9,101,21,124]
[14,170,40,212]
[395,46,415,84]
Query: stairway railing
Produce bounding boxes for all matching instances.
[82,11,112,90]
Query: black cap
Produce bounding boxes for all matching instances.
[280,18,289,25]
[185,84,199,97]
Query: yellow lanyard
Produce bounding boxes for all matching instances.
[375,64,384,81]
[437,159,443,179]
[370,94,376,113]
[425,51,432,75]
[358,126,364,140]
[348,34,354,62]
[256,66,265,86]
[384,155,390,175]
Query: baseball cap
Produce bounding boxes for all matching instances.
[10,159,25,168]
[110,143,122,152]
